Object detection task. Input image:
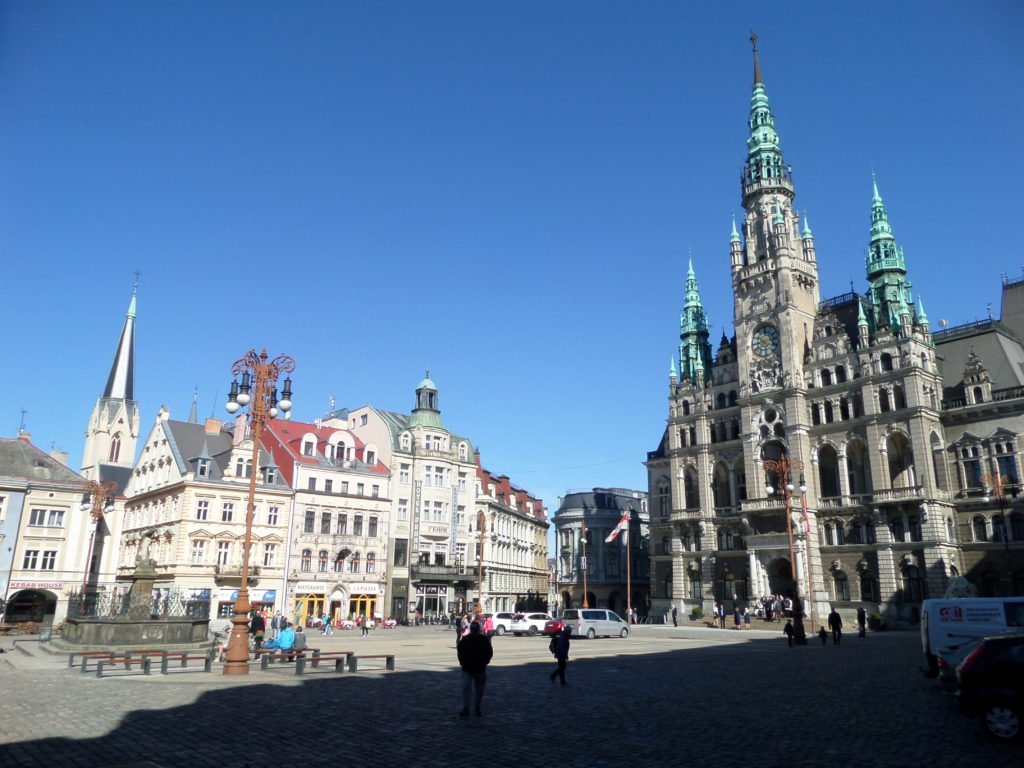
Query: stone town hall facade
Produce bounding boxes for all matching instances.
[646,44,1024,627]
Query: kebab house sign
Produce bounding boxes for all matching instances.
[10,581,64,591]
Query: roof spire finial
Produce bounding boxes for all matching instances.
[750,29,762,85]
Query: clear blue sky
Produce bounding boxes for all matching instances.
[2,1,1021,516]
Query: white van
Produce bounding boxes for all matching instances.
[921,598,1024,676]
[562,608,630,639]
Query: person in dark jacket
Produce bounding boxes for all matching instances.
[249,612,266,650]
[828,608,843,645]
[549,627,571,686]
[456,621,493,717]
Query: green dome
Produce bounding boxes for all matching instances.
[417,369,437,390]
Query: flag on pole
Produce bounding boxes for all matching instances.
[605,510,630,543]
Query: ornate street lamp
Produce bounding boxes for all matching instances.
[763,456,808,644]
[223,348,295,675]
[80,480,117,594]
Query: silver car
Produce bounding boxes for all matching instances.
[562,608,630,639]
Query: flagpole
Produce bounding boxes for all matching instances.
[581,520,589,609]
[626,509,632,625]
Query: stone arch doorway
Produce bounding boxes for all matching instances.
[561,590,572,610]
[5,589,58,624]
[766,557,794,597]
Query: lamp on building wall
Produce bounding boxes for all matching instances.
[764,455,808,644]
[222,348,295,676]
[80,480,117,594]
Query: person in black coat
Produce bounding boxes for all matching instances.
[456,621,493,717]
[249,612,266,650]
[549,627,571,686]
[828,607,843,645]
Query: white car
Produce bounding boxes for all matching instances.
[491,612,516,636]
[510,612,554,636]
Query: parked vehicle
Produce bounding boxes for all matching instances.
[510,612,553,636]
[491,612,516,636]
[921,598,1024,676]
[544,617,564,636]
[955,632,1024,742]
[562,608,629,639]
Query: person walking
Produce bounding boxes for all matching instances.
[671,605,678,627]
[783,620,795,647]
[733,603,742,629]
[321,613,333,636]
[549,626,571,686]
[743,606,751,630]
[817,625,828,646]
[456,621,493,717]
[856,606,867,638]
[828,607,843,645]
[361,613,370,637]
[716,602,726,629]
[270,613,280,641]
[249,611,266,650]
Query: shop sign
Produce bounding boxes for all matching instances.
[10,581,63,590]
[294,582,325,593]
[349,583,380,594]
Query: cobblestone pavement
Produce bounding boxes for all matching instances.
[0,625,1017,768]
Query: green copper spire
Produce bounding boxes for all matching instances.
[745,34,786,186]
[801,212,812,238]
[857,299,868,326]
[865,175,915,334]
[917,296,929,324]
[730,214,741,243]
[678,256,713,384]
[670,355,677,378]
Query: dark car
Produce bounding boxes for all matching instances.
[544,618,564,636]
[955,632,1024,742]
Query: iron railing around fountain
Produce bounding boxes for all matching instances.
[65,590,211,620]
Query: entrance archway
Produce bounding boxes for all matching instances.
[5,590,57,623]
[766,557,795,597]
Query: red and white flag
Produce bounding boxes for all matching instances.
[605,510,630,543]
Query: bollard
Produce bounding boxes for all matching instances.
[295,654,306,675]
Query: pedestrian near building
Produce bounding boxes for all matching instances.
[549,627,571,686]
[270,613,281,640]
[817,626,828,646]
[828,607,843,645]
[671,605,678,627]
[291,625,308,660]
[716,603,726,629]
[457,621,493,717]
[249,612,266,650]
[783,620,794,647]
[733,604,741,629]
[361,614,370,637]
[856,606,867,638]
[322,614,333,636]
[743,606,751,630]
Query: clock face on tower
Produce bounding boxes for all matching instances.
[752,324,780,356]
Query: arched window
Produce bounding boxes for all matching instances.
[824,401,834,423]
[301,549,312,571]
[852,392,864,417]
[367,553,376,573]
[109,434,122,463]
[886,433,916,488]
[849,521,862,544]
[722,571,736,599]
[656,481,670,519]
[682,400,691,416]
[334,553,345,572]
[684,467,700,509]
[824,523,834,546]
[891,517,905,542]
[712,462,731,508]
[973,386,984,403]
[833,571,850,601]
[879,389,891,413]
[946,517,955,542]
[972,515,987,541]
[661,536,670,556]
[835,366,847,383]
[1011,512,1024,541]
[860,573,879,602]
[847,440,871,495]
[811,403,821,425]
[818,444,840,498]
[835,521,846,545]
[729,390,738,406]
[350,552,361,573]
[717,393,727,409]
[881,353,894,371]
[893,385,907,410]
[318,550,328,572]
[839,397,850,421]
[903,566,924,602]
[821,369,832,386]
[908,516,922,542]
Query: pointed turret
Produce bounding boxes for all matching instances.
[678,257,713,385]
[857,298,870,349]
[800,211,816,262]
[103,285,137,400]
[188,390,198,424]
[917,297,930,331]
[865,175,916,334]
[730,214,744,270]
[81,284,141,479]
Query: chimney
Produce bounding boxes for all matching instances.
[49,450,69,466]
[205,418,222,435]
[17,430,31,443]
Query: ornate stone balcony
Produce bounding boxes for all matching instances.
[873,486,925,504]
[669,508,702,522]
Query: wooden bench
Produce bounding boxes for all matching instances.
[259,652,309,674]
[305,650,353,673]
[159,651,215,674]
[96,656,152,678]
[347,654,395,672]
[70,651,117,670]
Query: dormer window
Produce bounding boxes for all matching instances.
[302,441,315,457]
[197,459,211,478]
[263,467,277,485]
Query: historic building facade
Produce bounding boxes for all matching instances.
[474,461,548,613]
[552,487,649,616]
[117,411,293,618]
[259,417,392,625]
[646,44,1022,628]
